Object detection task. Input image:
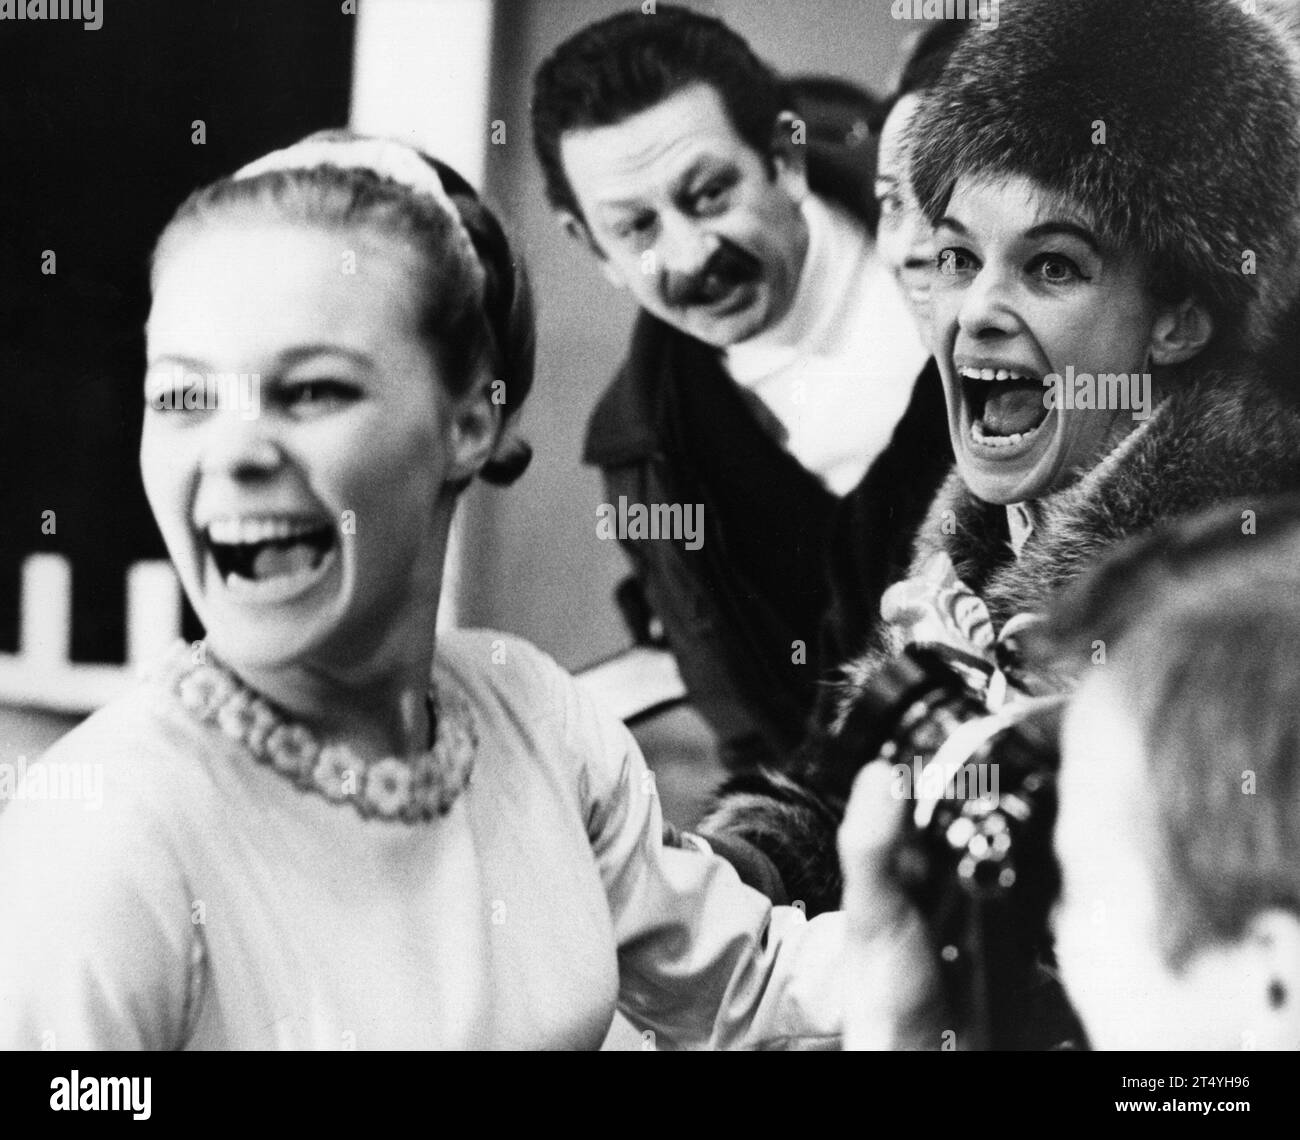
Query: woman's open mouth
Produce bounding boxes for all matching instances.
[203,516,338,604]
[959,365,1052,455]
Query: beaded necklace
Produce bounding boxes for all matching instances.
[151,641,475,823]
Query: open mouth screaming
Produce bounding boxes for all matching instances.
[205,516,337,598]
[960,365,1051,450]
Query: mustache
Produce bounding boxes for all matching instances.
[661,243,762,309]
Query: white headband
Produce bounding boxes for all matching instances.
[233,136,478,264]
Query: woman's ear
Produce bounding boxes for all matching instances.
[444,371,502,486]
[1165,906,1300,1050]
[1233,909,1300,1049]
[771,111,810,203]
[1149,296,1215,366]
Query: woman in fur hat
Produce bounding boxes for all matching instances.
[701,0,1300,918]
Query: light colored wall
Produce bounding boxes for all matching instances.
[458,0,915,670]
[349,0,497,631]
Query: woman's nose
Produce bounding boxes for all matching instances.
[200,408,284,479]
[956,264,1017,338]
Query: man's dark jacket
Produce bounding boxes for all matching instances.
[581,125,953,769]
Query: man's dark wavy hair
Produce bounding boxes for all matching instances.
[531,4,783,221]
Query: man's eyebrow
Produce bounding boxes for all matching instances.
[591,157,734,215]
[1023,221,1101,252]
[594,194,651,215]
[935,216,968,235]
[670,157,731,200]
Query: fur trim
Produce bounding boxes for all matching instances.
[696,769,845,916]
[917,369,1300,631]
[910,0,1300,352]
[743,355,1300,910]
[704,360,1300,911]
[820,357,1300,740]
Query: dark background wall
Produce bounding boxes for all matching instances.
[0,0,355,662]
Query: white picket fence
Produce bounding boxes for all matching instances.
[0,552,689,724]
[0,554,182,714]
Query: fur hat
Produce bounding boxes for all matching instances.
[909,0,1300,353]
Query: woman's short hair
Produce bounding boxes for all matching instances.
[151,131,535,486]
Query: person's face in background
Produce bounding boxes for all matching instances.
[1054,672,1300,1050]
[874,92,936,340]
[558,83,811,348]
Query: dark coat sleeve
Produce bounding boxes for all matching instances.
[816,358,953,700]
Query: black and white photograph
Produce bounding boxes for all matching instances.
[0,0,1297,1112]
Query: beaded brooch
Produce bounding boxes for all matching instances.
[151,641,476,823]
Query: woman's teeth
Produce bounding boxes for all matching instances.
[204,517,336,585]
[959,365,1038,383]
[207,517,325,545]
[970,418,1045,448]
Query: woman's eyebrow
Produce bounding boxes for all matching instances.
[1023,221,1100,252]
[147,347,377,372]
[147,354,208,371]
[274,345,376,369]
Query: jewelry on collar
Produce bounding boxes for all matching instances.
[150,641,475,824]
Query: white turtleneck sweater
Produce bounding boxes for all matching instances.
[725,194,929,496]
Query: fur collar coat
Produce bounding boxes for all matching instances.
[701,354,1300,914]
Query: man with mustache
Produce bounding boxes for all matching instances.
[532,6,952,779]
